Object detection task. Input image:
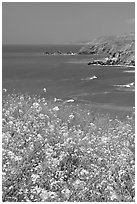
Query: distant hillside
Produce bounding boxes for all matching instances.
[79,33,135,65]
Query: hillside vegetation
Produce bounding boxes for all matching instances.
[79,33,135,65]
[2,94,135,202]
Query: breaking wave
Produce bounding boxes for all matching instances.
[81,75,97,81]
[114,82,135,88]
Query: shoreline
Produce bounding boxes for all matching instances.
[3,92,134,117]
[67,59,135,68]
[71,99,135,115]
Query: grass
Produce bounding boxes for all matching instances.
[2,93,135,202]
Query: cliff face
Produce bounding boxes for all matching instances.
[79,33,135,65]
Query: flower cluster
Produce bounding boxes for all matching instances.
[2,93,135,202]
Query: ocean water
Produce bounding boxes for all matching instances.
[3,44,135,107]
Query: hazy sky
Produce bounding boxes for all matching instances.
[2,2,135,44]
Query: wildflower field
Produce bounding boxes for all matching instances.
[2,94,135,202]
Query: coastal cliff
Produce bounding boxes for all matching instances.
[79,33,135,66]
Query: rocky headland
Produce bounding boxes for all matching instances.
[79,33,135,66]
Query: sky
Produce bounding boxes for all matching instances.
[2,2,135,44]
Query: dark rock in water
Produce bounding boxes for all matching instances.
[67,51,74,55]
[67,51,72,54]
[129,60,135,66]
[87,56,124,66]
[56,50,62,54]
[88,60,105,65]
[44,51,50,55]
[43,50,77,56]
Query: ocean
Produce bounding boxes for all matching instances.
[2,44,135,107]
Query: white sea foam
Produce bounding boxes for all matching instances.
[64,99,75,103]
[81,75,97,81]
[3,88,7,92]
[123,70,135,73]
[54,98,62,102]
[114,82,135,88]
[103,91,111,94]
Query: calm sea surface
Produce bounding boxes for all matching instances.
[3,44,135,107]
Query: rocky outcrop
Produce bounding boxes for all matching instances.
[43,50,77,56]
[88,55,135,67]
[79,33,135,66]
